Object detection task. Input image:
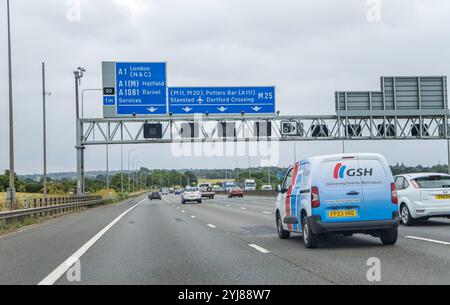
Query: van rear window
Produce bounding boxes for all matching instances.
[413,176,450,189]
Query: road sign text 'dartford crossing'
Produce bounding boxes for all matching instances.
[169,87,275,115]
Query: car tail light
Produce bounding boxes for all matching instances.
[391,183,398,204]
[311,186,320,208]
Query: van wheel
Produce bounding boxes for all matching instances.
[302,215,319,249]
[400,204,415,226]
[276,213,290,239]
[380,228,398,245]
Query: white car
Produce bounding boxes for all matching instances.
[261,185,273,191]
[181,187,202,204]
[395,173,450,226]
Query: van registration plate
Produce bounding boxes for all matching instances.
[328,210,357,218]
[436,194,450,200]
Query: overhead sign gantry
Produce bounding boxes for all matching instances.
[76,67,450,195]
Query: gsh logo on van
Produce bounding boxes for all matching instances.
[333,163,373,180]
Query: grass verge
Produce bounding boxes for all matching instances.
[0,191,148,236]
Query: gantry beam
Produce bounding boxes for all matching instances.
[79,114,450,146]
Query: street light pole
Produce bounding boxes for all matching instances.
[106,144,110,195]
[127,150,135,192]
[74,67,86,195]
[42,62,48,199]
[6,0,16,209]
[121,145,124,193]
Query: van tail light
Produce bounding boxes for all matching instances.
[311,186,320,208]
[391,183,399,204]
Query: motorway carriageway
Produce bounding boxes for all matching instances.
[0,194,449,285]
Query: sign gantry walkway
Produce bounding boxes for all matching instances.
[80,114,450,145]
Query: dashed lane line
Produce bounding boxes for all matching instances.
[405,236,450,246]
[248,244,271,254]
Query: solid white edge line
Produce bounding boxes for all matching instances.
[405,236,450,245]
[207,224,216,228]
[249,244,271,254]
[38,198,147,285]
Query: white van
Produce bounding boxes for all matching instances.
[275,153,399,248]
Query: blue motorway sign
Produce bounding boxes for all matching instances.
[115,62,167,115]
[168,87,275,115]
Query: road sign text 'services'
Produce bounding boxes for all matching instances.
[169,87,275,115]
[103,62,167,117]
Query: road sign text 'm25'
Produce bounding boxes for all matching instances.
[169,87,275,115]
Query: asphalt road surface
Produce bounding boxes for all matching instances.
[0,194,449,285]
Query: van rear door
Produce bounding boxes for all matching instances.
[318,156,364,223]
[358,155,394,221]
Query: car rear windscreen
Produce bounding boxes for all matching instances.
[413,176,450,189]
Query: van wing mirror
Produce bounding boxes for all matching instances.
[276,185,282,193]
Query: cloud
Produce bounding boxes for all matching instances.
[0,0,449,174]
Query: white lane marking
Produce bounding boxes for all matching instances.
[240,207,247,210]
[181,210,186,213]
[190,215,196,219]
[249,244,271,254]
[405,236,450,245]
[39,198,147,285]
[207,224,216,228]
[225,204,231,207]
[262,211,272,215]
[162,197,170,204]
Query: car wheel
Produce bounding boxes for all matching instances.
[380,228,398,245]
[182,200,186,205]
[197,200,202,204]
[400,204,415,226]
[302,214,319,249]
[276,213,290,239]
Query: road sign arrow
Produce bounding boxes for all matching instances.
[197,97,204,103]
[182,107,193,113]
[147,107,158,113]
[217,107,228,112]
[252,106,262,112]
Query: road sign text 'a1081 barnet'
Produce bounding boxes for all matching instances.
[168,87,275,115]
[102,62,167,117]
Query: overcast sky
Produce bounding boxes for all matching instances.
[1,0,450,174]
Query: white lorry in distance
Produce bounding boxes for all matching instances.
[244,179,257,191]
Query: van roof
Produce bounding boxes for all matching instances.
[301,153,385,164]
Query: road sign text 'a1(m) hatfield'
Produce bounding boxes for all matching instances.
[168,87,276,115]
[102,62,167,117]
